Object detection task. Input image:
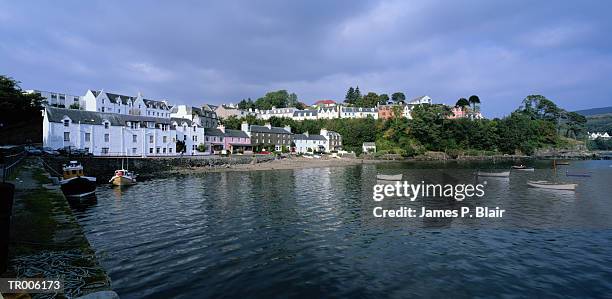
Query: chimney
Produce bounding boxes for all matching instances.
[284,125,291,133]
[265,123,271,129]
[241,122,249,133]
[217,124,225,133]
[320,128,328,136]
[304,131,309,137]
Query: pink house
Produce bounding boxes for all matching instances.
[448,106,484,120]
[218,125,253,154]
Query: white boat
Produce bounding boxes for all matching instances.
[109,169,137,186]
[527,180,577,191]
[60,161,97,199]
[477,171,510,177]
[376,174,403,181]
[514,167,535,171]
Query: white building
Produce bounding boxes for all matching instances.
[293,129,342,153]
[408,95,433,105]
[170,105,219,128]
[317,106,341,119]
[43,106,177,156]
[292,110,318,121]
[25,90,82,108]
[172,118,207,155]
[257,107,296,120]
[363,142,376,153]
[588,132,611,140]
[82,90,171,118]
[340,107,378,119]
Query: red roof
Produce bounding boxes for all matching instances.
[313,99,336,105]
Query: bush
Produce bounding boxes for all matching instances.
[196,143,207,152]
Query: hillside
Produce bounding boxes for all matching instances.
[575,106,612,116]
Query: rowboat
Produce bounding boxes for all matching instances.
[376,174,403,181]
[511,165,535,171]
[527,180,577,190]
[565,171,591,177]
[477,171,510,177]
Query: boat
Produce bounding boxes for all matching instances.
[554,161,570,166]
[376,174,403,181]
[477,171,510,177]
[527,180,577,190]
[511,165,535,171]
[59,161,97,199]
[109,158,137,186]
[565,171,591,177]
[109,169,137,186]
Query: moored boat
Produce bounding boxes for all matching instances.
[60,161,97,199]
[110,169,137,186]
[376,174,403,181]
[477,171,510,177]
[527,180,577,191]
[511,165,535,171]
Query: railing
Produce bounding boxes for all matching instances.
[1,150,26,182]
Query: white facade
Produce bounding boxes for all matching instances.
[257,107,296,120]
[294,129,342,153]
[340,107,378,119]
[26,90,82,108]
[82,90,170,118]
[318,106,340,119]
[172,119,207,155]
[43,107,176,156]
[588,132,611,140]
[292,110,318,121]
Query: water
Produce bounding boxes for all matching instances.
[73,160,612,298]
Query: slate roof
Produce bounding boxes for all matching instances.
[46,107,172,126]
[143,99,169,110]
[106,92,136,105]
[363,142,376,146]
[250,125,292,134]
[293,110,318,117]
[224,129,249,138]
[204,128,225,137]
[294,134,327,141]
[171,117,194,126]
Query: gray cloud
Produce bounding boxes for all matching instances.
[1,0,611,117]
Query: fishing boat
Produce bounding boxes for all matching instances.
[376,174,403,181]
[511,165,535,171]
[565,171,591,177]
[477,171,510,177]
[527,180,577,191]
[60,161,97,199]
[109,158,137,186]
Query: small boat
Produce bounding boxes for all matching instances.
[554,161,570,166]
[60,161,97,199]
[527,180,577,191]
[565,171,591,177]
[109,169,137,186]
[511,165,535,171]
[477,171,510,177]
[377,174,403,181]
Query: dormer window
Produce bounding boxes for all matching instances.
[104,122,110,129]
[63,119,70,127]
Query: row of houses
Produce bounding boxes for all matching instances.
[43,106,342,156]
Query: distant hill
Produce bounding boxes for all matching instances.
[575,106,612,116]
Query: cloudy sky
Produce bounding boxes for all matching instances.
[1,0,611,117]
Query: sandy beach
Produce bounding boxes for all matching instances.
[168,156,390,174]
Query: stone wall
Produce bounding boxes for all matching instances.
[42,155,276,181]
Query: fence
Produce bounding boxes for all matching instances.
[0,149,26,182]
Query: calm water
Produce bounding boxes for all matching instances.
[73,160,612,298]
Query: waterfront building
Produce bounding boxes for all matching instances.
[204,127,226,154]
[293,129,342,153]
[362,142,376,153]
[170,104,219,128]
[172,118,206,155]
[82,90,171,117]
[340,107,378,119]
[43,106,176,156]
[218,125,253,154]
[241,122,293,151]
[25,89,82,108]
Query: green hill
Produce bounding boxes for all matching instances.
[575,106,612,116]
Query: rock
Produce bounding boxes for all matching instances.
[75,291,120,299]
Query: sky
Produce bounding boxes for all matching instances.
[1,0,611,117]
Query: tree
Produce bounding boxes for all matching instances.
[468,95,480,112]
[391,92,406,103]
[69,103,80,109]
[196,143,207,152]
[0,75,44,127]
[455,98,469,109]
[176,140,186,153]
[354,86,362,101]
[345,87,355,105]
[359,92,380,107]
[378,94,389,105]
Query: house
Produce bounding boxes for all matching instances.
[172,118,206,155]
[448,106,484,120]
[170,105,219,128]
[25,90,82,108]
[408,95,432,105]
[257,107,296,120]
[292,110,318,121]
[241,122,293,151]
[340,107,378,119]
[143,98,171,118]
[43,106,176,156]
[204,127,225,154]
[293,128,342,153]
[318,106,341,119]
[378,104,410,120]
[312,99,337,108]
[215,104,250,119]
[588,132,611,140]
[363,142,376,153]
[219,125,253,154]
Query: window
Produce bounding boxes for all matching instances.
[156,147,160,154]
[163,148,166,154]
[85,133,91,142]
[104,122,109,129]
[149,148,153,154]
[84,147,89,152]
[101,107,105,112]
[63,119,70,127]
[133,135,137,143]
[169,148,173,153]
[192,136,197,142]
[132,148,137,154]
[149,135,154,143]
[74,97,79,102]
[163,136,167,143]
[51,94,57,99]
[104,133,109,142]
[64,132,70,141]
[102,147,109,154]
[193,126,196,132]
[184,135,187,141]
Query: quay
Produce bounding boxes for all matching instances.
[1,157,116,298]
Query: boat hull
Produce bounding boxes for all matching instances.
[527,181,577,191]
[477,171,510,177]
[376,174,403,181]
[110,175,137,186]
[60,176,97,199]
